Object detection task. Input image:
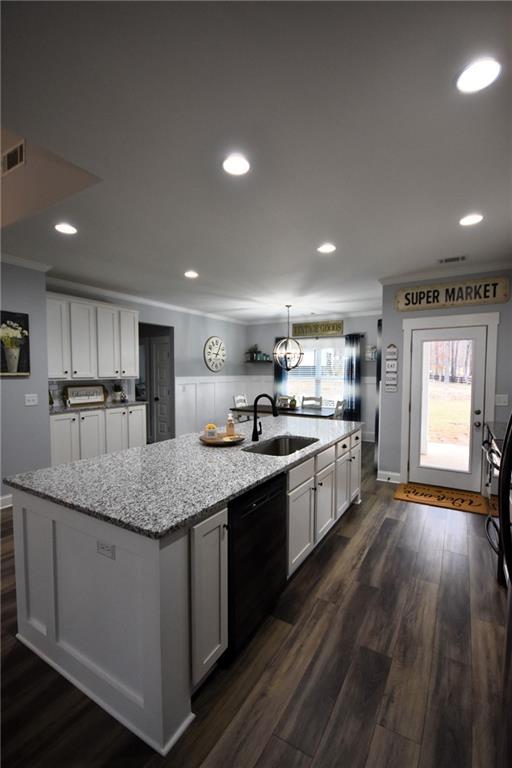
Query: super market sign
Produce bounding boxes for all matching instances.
[395,277,509,311]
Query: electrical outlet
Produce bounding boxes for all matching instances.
[495,394,509,407]
[24,394,38,406]
[97,541,116,560]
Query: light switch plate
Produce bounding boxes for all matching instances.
[24,394,39,406]
[495,394,509,407]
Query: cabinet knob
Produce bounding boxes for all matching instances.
[122,370,126,374]
[72,417,76,422]
[123,411,126,415]
[64,370,68,375]
[115,370,119,374]
[342,444,347,449]
[355,435,359,441]
[81,417,85,421]
[129,410,133,414]
[318,481,323,487]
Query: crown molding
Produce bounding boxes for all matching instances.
[379,260,512,287]
[1,253,52,273]
[45,277,249,325]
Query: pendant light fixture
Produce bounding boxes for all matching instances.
[273,305,304,371]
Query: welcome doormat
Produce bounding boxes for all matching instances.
[394,482,498,516]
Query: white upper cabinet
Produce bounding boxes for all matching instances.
[47,298,71,379]
[46,294,139,381]
[119,310,139,378]
[97,306,121,378]
[70,301,97,379]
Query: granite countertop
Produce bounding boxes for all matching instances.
[4,417,362,540]
[50,400,148,414]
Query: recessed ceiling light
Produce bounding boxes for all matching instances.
[54,222,77,235]
[456,58,501,93]
[222,153,250,176]
[317,242,336,254]
[459,213,484,227]
[184,270,199,279]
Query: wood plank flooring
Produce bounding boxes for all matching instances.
[1,444,507,767]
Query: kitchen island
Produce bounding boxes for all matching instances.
[4,416,362,754]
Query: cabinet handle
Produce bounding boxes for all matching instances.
[312,487,317,492]
[81,417,85,421]
[223,523,230,531]
[64,370,68,375]
[342,443,347,449]
[72,417,76,422]
[122,370,126,374]
[123,411,126,415]
[115,370,119,374]
[129,410,133,414]
[318,481,323,487]
[73,370,77,374]
[355,436,359,441]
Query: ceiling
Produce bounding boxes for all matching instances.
[2,1,511,322]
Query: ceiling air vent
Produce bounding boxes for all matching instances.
[438,255,468,264]
[2,140,25,177]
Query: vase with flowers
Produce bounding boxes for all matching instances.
[1,319,29,374]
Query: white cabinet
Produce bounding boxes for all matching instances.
[70,301,97,379]
[119,310,139,378]
[105,405,146,452]
[105,408,128,453]
[79,409,106,459]
[288,477,315,577]
[335,452,351,519]
[315,461,336,542]
[127,405,147,448]
[349,443,362,502]
[190,508,228,685]
[47,293,139,381]
[50,413,80,466]
[97,307,121,378]
[47,298,71,379]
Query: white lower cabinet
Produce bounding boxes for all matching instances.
[349,443,362,502]
[105,408,128,453]
[336,452,351,519]
[288,477,315,576]
[51,405,146,465]
[50,413,80,466]
[190,508,228,686]
[315,461,336,542]
[78,409,106,459]
[127,405,147,448]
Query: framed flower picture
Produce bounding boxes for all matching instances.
[1,311,30,376]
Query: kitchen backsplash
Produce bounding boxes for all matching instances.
[48,379,136,408]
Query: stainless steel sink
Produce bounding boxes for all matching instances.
[243,435,319,457]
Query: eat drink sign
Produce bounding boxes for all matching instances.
[395,277,509,311]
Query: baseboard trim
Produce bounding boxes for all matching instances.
[1,494,13,509]
[377,470,401,484]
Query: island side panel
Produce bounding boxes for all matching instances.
[11,490,193,754]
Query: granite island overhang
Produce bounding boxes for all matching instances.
[4,416,362,754]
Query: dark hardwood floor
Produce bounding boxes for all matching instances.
[1,445,507,767]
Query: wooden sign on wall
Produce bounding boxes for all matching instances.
[292,320,343,337]
[395,277,509,312]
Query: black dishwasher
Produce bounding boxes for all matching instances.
[227,473,287,657]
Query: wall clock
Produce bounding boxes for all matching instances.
[204,336,226,372]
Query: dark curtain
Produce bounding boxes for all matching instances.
[343,334,362,421]
[273,337,287,392]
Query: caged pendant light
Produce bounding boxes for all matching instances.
[273,305,304,371]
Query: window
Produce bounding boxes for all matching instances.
[279,337,347,406]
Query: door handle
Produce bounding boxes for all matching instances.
[474,409,481,415]
[154,397,160,401]
[474,421,482,428]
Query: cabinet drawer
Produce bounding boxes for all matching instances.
[315,445,335,473]
[288,457,315,492]
[336,438,350,458]
[350,430,362,449]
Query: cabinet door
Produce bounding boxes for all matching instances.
[288,477,315,577]
[105,408,128,453]
[70,302,97,378]
[47,298,71,379]
[79,410,106,459]
[97,307,120,378]
[315,462,336,542]
[191,508,228,685]
[336,453,351,519]
[127,406,147,448]
[50,414,80,466]
[119,310,139,377]
[349,443,362,502]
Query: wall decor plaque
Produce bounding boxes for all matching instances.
[395,276,509,312]
[292,320,343,338]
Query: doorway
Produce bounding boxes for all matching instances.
[401,313,499,492]
[409,327,486,491]
[137,324,175,443]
